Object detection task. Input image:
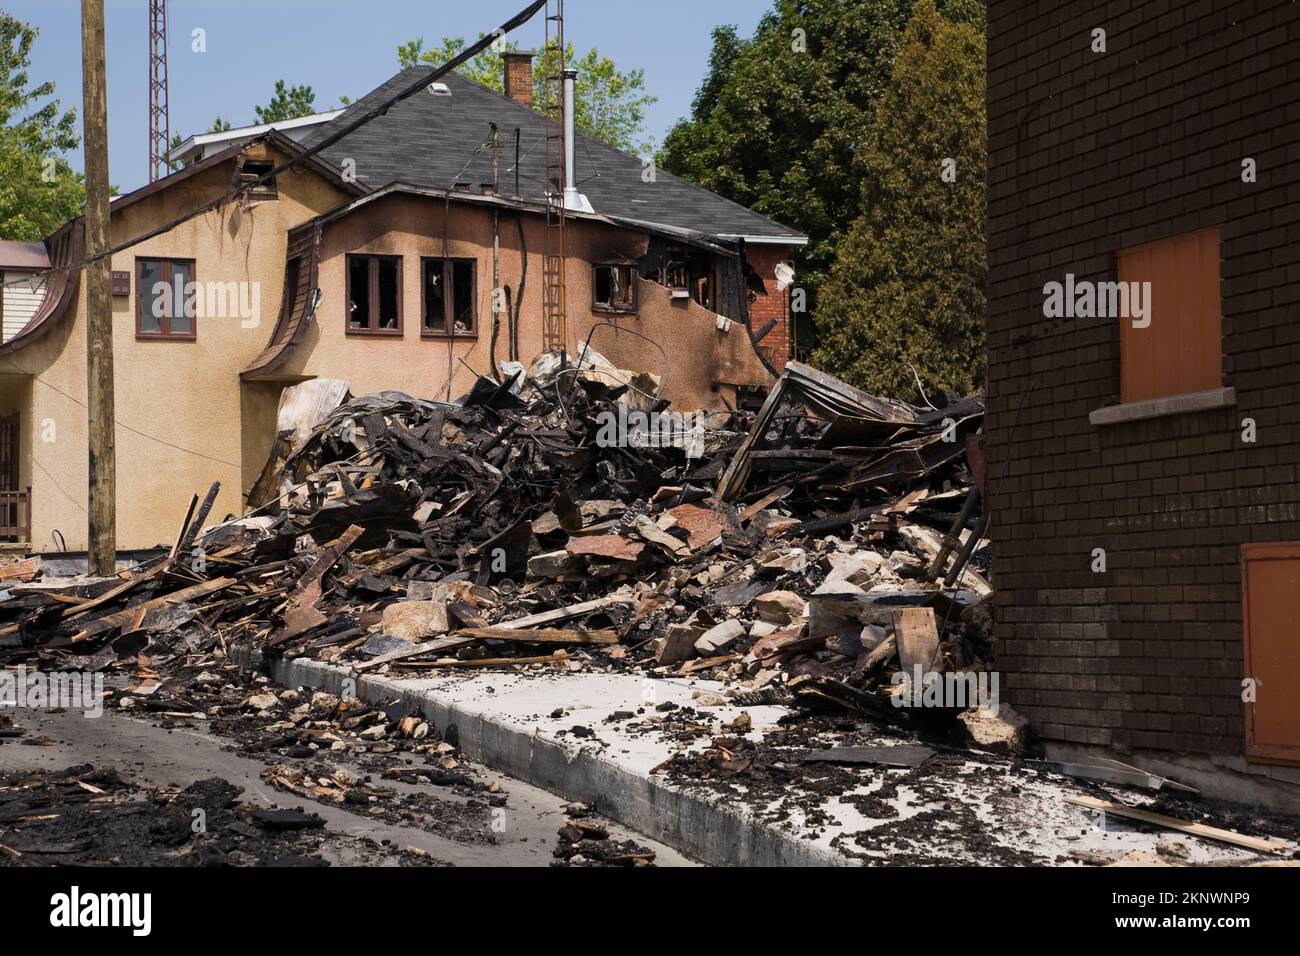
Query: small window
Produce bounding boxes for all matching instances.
[238,159,277,201]
[594,264,637,313]
[422,258,477,336]
[665,260,690,299]
[1117,227,1221,404]
[136,258,197,339]
[347,254,403,335]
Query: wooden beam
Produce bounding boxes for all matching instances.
[1066,795,1290,855]
[454,626,619,646]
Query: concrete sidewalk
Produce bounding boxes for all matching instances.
[238,649,832,866]
[233,648,1283,868]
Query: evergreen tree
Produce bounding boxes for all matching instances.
[811,0,986,398]
[660,0,985,357]
[255,80,317,124]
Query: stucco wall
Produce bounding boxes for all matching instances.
[271,193,775,411]
[0,144,352,552]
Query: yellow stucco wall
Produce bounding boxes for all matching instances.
[0,145,352,553]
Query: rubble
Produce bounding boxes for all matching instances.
[0,356,996,753]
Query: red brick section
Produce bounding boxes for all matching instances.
[986,0,1300,758]
[503,52,534,109]
[744,244,794,372]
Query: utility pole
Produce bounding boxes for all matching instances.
[490,123,502,381]
[82,0,117,576]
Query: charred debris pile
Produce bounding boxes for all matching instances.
[1,356,991,729]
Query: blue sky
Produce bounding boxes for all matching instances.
[7,0,770,193]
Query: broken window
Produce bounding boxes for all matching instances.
[665,259,690,299]
[136,257,197,339]
[593,264,637,313]
[238,159,278,201]
[422,257,477,336]
[347,254,403,334]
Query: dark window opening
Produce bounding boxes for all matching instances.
[239,159,278,201]
[347,254,403,334]
[594,264,637,313]
[422,257,477,336]
[136,257,197,339]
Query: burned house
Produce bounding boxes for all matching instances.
[0,57,805,554]
[986,0,1300,805]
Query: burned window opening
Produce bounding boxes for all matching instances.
[422,257,478,337]
[238,159,278,201]
[593,263,637,313]
[347,254,403,335]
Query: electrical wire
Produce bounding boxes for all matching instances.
[2,357,241,469]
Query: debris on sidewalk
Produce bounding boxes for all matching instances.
[552,802,656,867]
[0,359,991,738]
[0,766,437,867]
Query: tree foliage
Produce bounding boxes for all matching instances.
[660,0,985,362]
[811,0,986,398]
[0,13,84,241]
[254,80,317,124]
[399,36,657,155]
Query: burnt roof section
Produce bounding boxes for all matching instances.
[300,67,805,243]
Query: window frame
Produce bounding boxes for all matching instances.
[420,256,479,339]
[237,158,278,201]
[345,253,405,337]
[592,263,639,314]
[135,257,198,340]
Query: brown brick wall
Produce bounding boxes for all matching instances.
[986,0,1300,757]
[744,244,795,371]
[503,53,534,109]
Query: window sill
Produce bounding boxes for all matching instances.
[136,333,197,342]
[346,327,404,338]
[592,306,638,317]
[1089,387,1237,426]
[421,331,479,341]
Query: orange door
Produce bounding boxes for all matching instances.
[1241,544,1300,765]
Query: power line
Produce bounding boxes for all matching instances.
[3,358,240,469]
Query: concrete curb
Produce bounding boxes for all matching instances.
[233,647,847,867]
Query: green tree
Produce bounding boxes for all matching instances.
[254,80,316,124]
[811,0,986,398]
[211,116,233,132]
[660,0,984,356]
[399,37,657,155]
[0,13,84,241]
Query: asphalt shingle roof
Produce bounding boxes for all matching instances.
[300,67,804,242]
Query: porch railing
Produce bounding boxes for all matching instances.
[0,487,31,543]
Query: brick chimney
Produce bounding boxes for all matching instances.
[503,51,535,108]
